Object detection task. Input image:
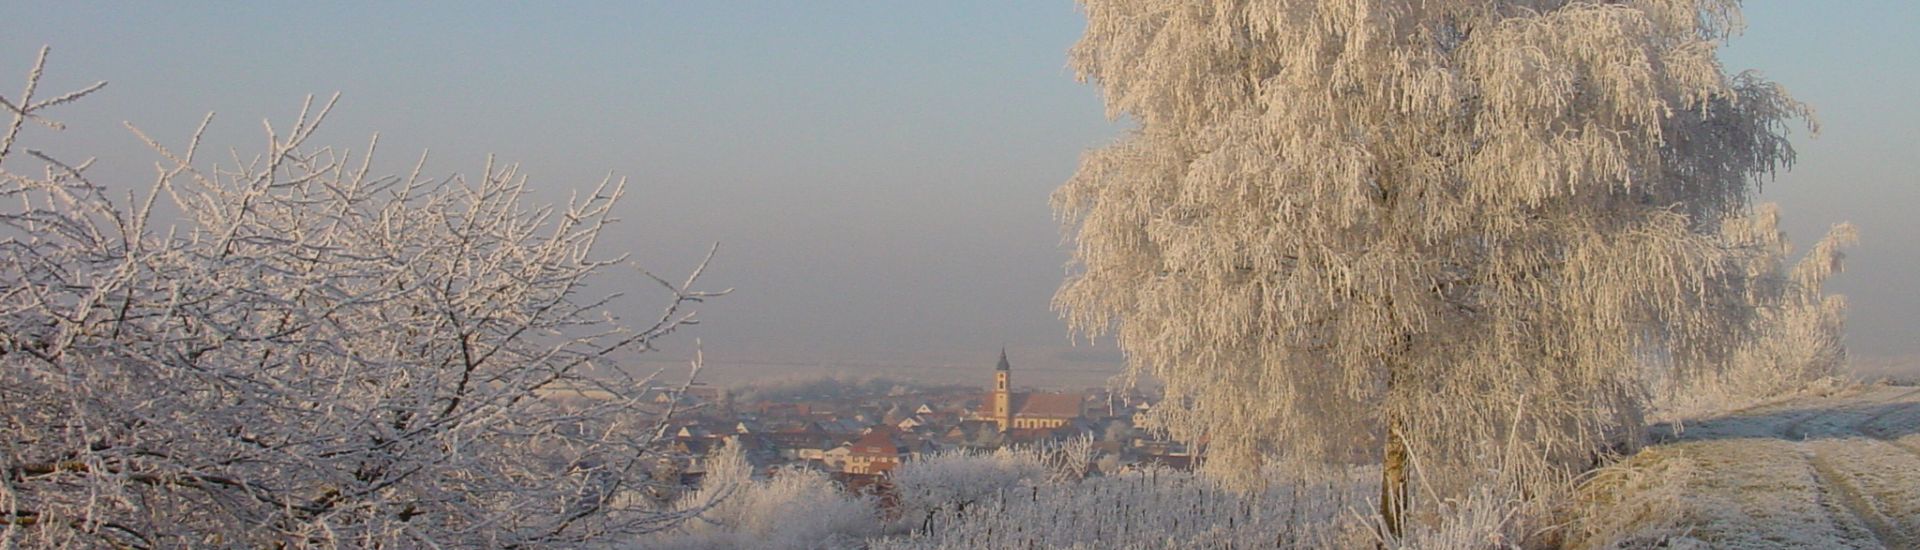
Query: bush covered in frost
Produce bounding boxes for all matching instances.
[639,440,880,550]
[645,436,1537,549]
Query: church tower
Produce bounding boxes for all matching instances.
[993,348,1012,432]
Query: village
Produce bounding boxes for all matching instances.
[643,350,1194,493]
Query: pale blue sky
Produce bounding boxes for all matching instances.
[4,2,1915,379]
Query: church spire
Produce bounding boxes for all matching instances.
[992,347,1012,432]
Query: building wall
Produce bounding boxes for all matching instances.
[993,371,1011,431]
[1013,417,1069,430]
[845,454,898,475]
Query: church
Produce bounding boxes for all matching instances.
[975,349,1081,432]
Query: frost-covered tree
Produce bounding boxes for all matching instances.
[1054,0,1833,533]
[1,48,726,547]
[1653,205,1854,419]
[644,439,878,550]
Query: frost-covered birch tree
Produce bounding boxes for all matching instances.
[1054,0,1834,533]
[1,48,726,548]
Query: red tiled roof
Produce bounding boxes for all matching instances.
[975,391,1083,420]
[850,430,900,457]
[1014,392,1081,419]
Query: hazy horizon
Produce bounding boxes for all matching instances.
[5,2,1915,382]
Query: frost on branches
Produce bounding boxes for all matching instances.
[1651,206,1855,421]
[641,439,880,550]
[1054,0,1850,532]
[1,48,725,547]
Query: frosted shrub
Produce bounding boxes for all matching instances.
[643,440,878,550]
[888,446,1051,534]
[1559,449,1698,549]
[1361,487,1533,550]
[1,48,725,548]
[875,464,1377,549]
[886,435,1102,533]
[652,439,1541,549]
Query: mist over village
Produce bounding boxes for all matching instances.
[5,2,1920,549]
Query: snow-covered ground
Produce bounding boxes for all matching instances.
[1610,384,1920,549]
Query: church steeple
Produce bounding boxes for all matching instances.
[992,348,1012,432]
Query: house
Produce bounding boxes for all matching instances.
[1130,402,1154,430]
[822,445,853,470]
[675,425,712,440]
[844,427,907,475]
[896,416,925,432]
[765,421,834,460]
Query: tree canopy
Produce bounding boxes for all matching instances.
[1054,0,1842,517]
[1,48,723,547]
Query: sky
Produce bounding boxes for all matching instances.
[4,2,1916,384]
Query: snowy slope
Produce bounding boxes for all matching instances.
[1617,385,1920,549]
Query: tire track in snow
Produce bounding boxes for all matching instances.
[1799,387,1920,550]
[1847,391,1920,548]
[1803,449,1912,550]
[1626,386,1920,549]
[1844,436,1920,548]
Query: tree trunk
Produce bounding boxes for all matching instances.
[1380,410,1409,540]
[1380,329,1413,541]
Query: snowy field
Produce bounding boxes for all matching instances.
[1593,383,1920,549]
[1848,355,1920,385]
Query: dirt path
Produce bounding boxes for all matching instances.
[1642,385,1920,549]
